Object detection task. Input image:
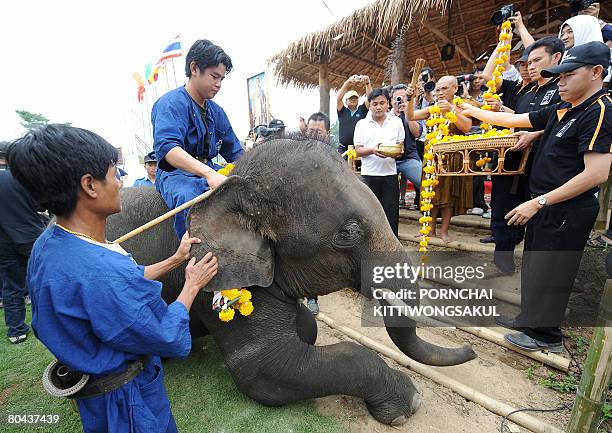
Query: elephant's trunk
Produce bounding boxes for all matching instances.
[384,323,476,366]
[366,236,477,367]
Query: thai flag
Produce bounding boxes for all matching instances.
[157,36,182,67]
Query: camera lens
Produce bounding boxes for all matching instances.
[395,96,403,104]
[424,81,436,93]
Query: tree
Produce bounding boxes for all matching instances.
[15,109,49,130]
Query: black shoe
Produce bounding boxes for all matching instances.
[505,332,563,353]
[494,315,524,331]
[480,236,495,244]
[494,251,516,274]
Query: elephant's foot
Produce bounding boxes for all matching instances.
[364,369,421,425]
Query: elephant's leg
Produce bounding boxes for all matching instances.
[295,301,317,344]
[230,337,420,425]
[203,286,420,425]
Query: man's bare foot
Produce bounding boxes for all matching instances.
[440,233,453,243]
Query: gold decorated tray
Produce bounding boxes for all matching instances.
[432,136,530,176]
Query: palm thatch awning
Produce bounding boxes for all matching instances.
[270,0,611,90]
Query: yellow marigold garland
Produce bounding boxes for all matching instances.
[218,163,235,176]
[480,19,513,131]
[419,102,461,253]
[218,288,254,322]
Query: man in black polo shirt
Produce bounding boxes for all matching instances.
[484,37,565,274]
[461,41,612,352]
[336,75,371,153]
[0,141,46,343]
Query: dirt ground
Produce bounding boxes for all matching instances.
[311,288,580,433]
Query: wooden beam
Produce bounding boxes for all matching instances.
[427,26,475,64]
[337,49,386,71]
[319,56,330,116]
[361,33,392,53]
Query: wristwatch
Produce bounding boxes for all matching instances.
[536,195,548,207]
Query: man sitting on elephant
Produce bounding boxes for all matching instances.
[7,124,219,433]
[152,39,244,239]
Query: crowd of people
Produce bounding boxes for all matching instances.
[0,2,611,432]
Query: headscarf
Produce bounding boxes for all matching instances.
[559,15,603,48]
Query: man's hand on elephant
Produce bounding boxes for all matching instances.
[174,231,201,263]
[177,252,218,311]
[206,171,227,189]
[185,252,218,291]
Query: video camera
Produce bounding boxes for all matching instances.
[490,4,514,25]
[456,74,477,84]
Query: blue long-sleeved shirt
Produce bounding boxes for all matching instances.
[28,226,190,432]
[152,86,243,172]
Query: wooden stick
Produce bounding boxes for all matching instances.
[410,58,426,88]
[317,312,565,433]
[112,189,214,244]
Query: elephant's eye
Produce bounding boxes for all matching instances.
[332,219,364,249]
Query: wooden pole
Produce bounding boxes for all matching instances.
[390,27,407,85]
[566,280,612,432]
[318,54,330,117]
[317,312,565,433]
[112,189,214,244]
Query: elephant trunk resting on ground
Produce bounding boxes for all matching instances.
[106,135,476,426]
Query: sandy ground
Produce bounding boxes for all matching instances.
[311,289,572,433]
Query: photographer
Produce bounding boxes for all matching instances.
[336,74,372,153]
[390,84,423,208]
[460,42,612,352]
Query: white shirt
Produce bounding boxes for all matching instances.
[353,112,405,176]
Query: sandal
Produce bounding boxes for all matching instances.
[587,233,612,249]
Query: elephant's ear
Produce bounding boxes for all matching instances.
[187,175,274,292]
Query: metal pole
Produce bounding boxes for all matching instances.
[566,280,612,432]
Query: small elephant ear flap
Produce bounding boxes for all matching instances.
[187,175,274,292]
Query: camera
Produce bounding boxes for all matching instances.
[423,81,436,93]
[490,4,514,25]
[395,96,403,105]
[456,74,476,84]
[569,0,594,14]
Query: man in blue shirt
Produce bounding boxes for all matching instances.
[133,151,157,187]
[152,39,244,238]
[7,124,219,433]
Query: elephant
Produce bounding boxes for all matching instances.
[106,134,476,426]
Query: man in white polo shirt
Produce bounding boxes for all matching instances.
[354,88,405,236]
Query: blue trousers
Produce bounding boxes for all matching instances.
[0,241,30,338]
[396,158,422,191]
[156,170,210,239]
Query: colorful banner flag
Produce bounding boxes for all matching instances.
[132,72,146,102]
[156,35,182,68]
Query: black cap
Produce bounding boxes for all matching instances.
[541,41,611,78]
[515,45,532,64]
[144,151,156,163]
[268,119,285,129]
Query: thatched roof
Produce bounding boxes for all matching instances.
[270,0,611,90]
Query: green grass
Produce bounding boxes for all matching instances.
[0,307,347,433]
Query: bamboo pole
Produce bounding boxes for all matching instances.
[112,189,214,244]
[317,312,565,433]
[566,280,612,432]
[458,327,570,372]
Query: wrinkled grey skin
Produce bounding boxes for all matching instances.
[106,136,476,426]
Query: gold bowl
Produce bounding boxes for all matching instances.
[377,143,403,157]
